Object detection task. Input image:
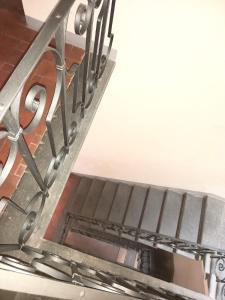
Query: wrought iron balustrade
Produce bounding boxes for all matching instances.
[0,245,197,300]
[62,213,225,258]
[63,213,225,300]
[0,0,116,248]
[0,2,222,300]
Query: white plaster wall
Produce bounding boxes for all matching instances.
[23,0,225,197]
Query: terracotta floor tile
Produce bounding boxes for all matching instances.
[69,47,85,63]
[1,63,15,73]
[0,9,26,26]
[14,163,27,178]
[0,20,36,43]
[17,39,30,52]
[33,58,57,79]
[0,70,11,87]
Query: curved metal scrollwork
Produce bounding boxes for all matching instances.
[93,0,115,80]
[64,213,225,262]
[0,256,36,275]
[74,2,93,35]
[18,192,46,245]
[74,0,116,112]
[0,0,116,262]
[0,192,46,245]
[0,246,195,300]
[215,258,225,280]
[10,84,47,134]
[23,85,47,134]
[0,130,18,186]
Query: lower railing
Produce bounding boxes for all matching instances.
[63,213,225,300]
[0,0,115,247]
[0,245,202,300]
[62,213,225,257]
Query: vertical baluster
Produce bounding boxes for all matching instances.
[93,0,116,80]
[72,64,80,113]
[45,46,65,158]
[95,0,111,80]
[108,0,116,38]
[81,1,95,116]
[55,16,69,148]
[46,122,57,158]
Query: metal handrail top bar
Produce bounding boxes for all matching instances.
[0,0,76,122]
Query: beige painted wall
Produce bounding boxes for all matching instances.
[23,0,225,198]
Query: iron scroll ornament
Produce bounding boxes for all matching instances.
[74,0,116,111]
[0,0,116,250]
[0,245,194,300]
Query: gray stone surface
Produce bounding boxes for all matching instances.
[141,187,165,232]
[200,197,225,249]
[124,186,147,228]
[108,183,132,224]
[159,190,183,237]
[81,179,105,218]
[71,177,93,214]
[0,289,60,300]
[94,181,118,220]
[179,194,203,243]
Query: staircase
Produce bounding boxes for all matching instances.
[0,1,224,300]
[54,173,225,256]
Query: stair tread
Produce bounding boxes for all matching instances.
[72,177,93,214]
[51,173,225,254]
[158,190,182,237]
[141,187,165,232]
[199,196,225,249]
[178,193,203,243]
[124,185,148,228]
[121,186,148,240]
[108,183,133,224]
[94,181,118,220]
[81,179,105,218]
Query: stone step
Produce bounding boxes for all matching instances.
[71,177,93,214]
[81,179,106,218]
[57,174,225,254]
[108,183,133,224]
[94,181,118,220]
[158,190,183,237]
[140,187,166,233]
[122,185,148,240]
[199,196,225,250]
[178,193,203,243]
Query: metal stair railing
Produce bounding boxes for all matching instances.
[62,213,225,257]
[0,0,116,248]
[63,212,225,300]
[0,245,207,300]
